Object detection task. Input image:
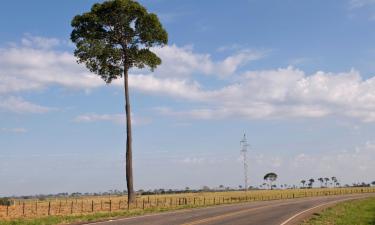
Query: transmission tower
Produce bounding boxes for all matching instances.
[240,133,249,191]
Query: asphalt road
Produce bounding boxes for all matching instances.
[83,193,375,225]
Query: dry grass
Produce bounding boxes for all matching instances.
[0,187,374,221]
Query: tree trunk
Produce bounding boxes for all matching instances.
[124,67,135,203]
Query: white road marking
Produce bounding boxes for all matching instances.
[279,197,357,225]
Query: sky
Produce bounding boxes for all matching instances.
[1,0,375,196]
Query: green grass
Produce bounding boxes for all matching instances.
[303,197,375,225]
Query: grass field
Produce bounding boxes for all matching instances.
[0,187,374,225]
[303,197,375,225]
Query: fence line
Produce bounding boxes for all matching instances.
[0,187,374,219]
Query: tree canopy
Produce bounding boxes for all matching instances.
[71,0,168,83]
[264,172,278,181]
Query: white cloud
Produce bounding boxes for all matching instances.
[0,128,28,133]
[151,45,266,77]
[0,46,102,94]
[153,67,375,122]
[74,113,151,125]
[21,34,61,49]
[3,35,375,123]
[349,0,375,8]
[0,96,53,114]
[0,36,262,97]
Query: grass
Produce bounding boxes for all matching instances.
[1,188,374,225]
[303,197,375,225]
[0,205,196,225]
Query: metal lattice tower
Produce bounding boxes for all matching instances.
[240,133,249,191]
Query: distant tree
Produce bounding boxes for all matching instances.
[372,181,375,186]
[202,186,210,192]
[301,180,306,188]
[0,198,12,206]
[238,185,243,190]
[318,178,324,188]
[308,178,315,188]
[324,177,330,187]
[331,177,337,187]
[219,184,224,190]
[71,0,168,203]
[264,172,278,190]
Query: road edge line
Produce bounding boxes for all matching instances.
[279,197,358,225]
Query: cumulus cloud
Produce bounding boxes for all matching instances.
[74,113,151,125]
[3,35,375,123]
[0,96,53,114]
[154,67,375,122]
[150,45,266,77]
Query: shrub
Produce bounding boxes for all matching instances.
[0,198,12,206]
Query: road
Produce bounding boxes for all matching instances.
[82,193,375,225]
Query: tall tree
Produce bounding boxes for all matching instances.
[71,0,168,203]
[264,172,278,190]
[301,180,306,188]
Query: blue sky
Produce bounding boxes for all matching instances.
[1,0,375,196]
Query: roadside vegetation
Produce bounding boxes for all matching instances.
[1,187,374,225]
[303,197,375,225]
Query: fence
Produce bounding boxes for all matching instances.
[1,187,374,219]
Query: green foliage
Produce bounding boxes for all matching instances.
[303,197,375,225]
[0,198,12,206]
[71,0,168,83]
[264,172,278,181]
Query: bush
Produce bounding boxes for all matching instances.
[0,198,12,206]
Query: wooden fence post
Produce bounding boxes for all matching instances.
[22,202,25,216]
[48,201,51,216]
[92,200,94,212]
[71,201,73,214]
[109,200,112,212]
[6,205,9,217]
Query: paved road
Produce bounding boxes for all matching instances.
[82,193,375,225]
